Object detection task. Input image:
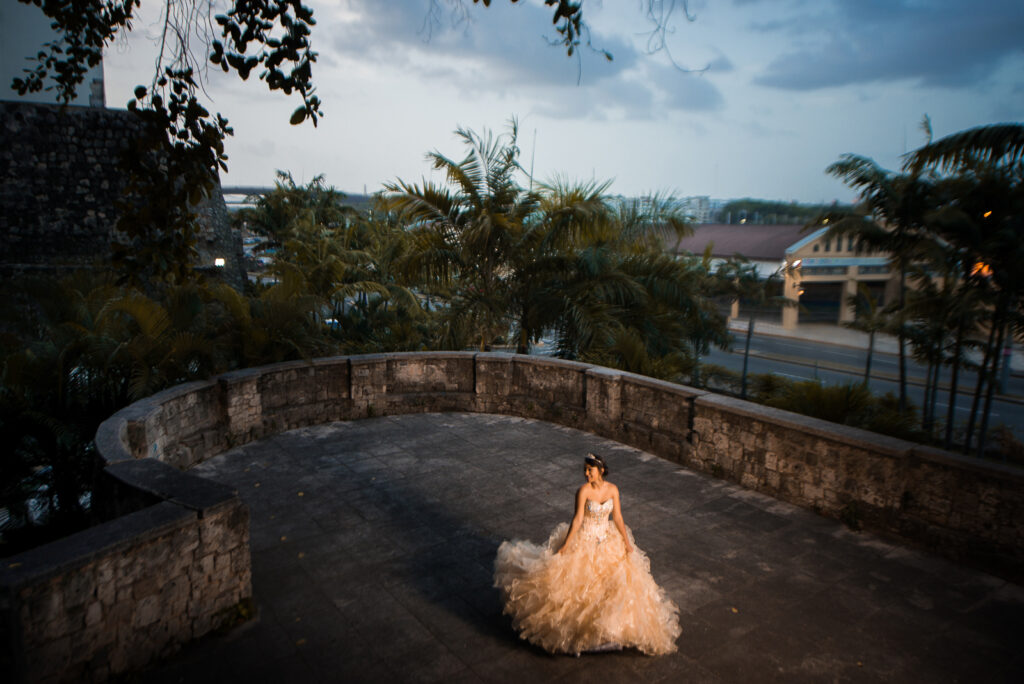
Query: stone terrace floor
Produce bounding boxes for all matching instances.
[143,413,1024,683]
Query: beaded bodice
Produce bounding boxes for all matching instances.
[579,499,613,543]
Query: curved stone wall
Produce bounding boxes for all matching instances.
[3,352,1023,681]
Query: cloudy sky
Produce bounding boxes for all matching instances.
[97,0,1024,203]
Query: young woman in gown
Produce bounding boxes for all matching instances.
[493,453,680,655]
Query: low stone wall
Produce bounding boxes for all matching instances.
[0,499,249,683]
[95,351,1022,575]
[3,352,1022,682]
[1,411,252,682]
[690,394,1024,576]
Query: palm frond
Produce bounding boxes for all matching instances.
[907,123,1024,172]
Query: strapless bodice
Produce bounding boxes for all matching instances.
[580,499,613,542]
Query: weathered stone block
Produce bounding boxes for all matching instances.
[133,595,161,628]
[84,601,102,628]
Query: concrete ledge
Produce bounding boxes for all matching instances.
[104,460,239,516]
[0,503,196,590]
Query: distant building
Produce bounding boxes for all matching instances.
[671,223,802,276]
[670,224,899,328]
[681,196,713,224]
[782,225,896,329]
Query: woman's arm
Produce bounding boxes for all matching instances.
[557,486,588,554]
[611,486,634,554]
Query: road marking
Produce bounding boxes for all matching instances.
[930,402,978,414]
[933,401,999,417]
[772,340,864,360]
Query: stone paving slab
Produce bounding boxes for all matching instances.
[140,413,1024,683]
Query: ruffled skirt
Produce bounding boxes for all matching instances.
[494,522,680,655]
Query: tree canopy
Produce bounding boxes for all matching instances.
[719,199,853,225]
[10,0,690,284]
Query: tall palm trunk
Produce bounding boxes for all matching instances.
[965,308,1000,453]
[944,315,966,450]
[741,313,755,399]
[927,352,942,435]
[977,310,1008,458]
[864,329,875,385]
[922,355,935,433]
[517,307,530,354]
[897,268,909,413]
[516,282,532,355]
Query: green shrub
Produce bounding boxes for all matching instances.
[991,425,1024,466]
[699,364,741,393]
[767,380,874,426]
[747,372,793,403]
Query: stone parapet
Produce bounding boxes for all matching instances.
[689,393,1024,575]
[98,351,1022,576]
[0,497,249,683]
[3,352,1022,681]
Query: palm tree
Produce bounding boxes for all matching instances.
[714,257,794,399]
[237,171,358,252]
[508,177,613,354]
[384,121,539,351]
[940,282,985,450]
[906,123,1024,456]
[385,122,713,370]
[844,283,889,385]
[546,240,646,359]
[822,155,937,414]
[537,214,718,369]
[904,266,958,437]
[906,123,1024,173]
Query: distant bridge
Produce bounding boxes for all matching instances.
[222,186,376,212]
[221,186,274,206]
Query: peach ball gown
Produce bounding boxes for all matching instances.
[493,498,681,655]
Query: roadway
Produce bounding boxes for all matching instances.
[704,330,1024,442]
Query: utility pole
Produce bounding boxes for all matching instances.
[1000,337,1013,394]
[529,129,536,193]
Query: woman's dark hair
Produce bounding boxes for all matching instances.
[585,452,608,476]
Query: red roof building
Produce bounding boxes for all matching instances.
[669,223,808,262]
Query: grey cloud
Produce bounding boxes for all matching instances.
[326,0,637,88]
[665,73,725,111]
[313,1,731,122]
[706,54,735,73]
[316,0,687,122]
[527,74,657,122]
[647,63,726,112]
[532,64,726,122]
[752,0,1024,90]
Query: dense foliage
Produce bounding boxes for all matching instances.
[0,122,736,552]
[718,199,853,225]
[819,121,1024,456]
